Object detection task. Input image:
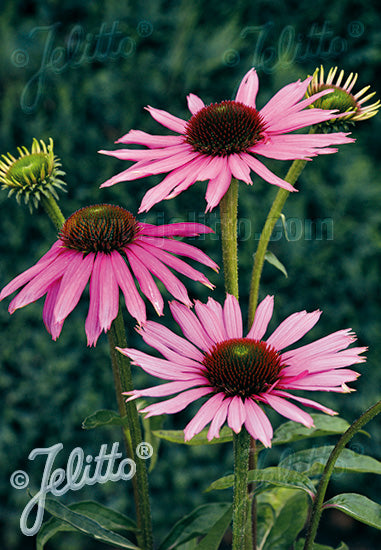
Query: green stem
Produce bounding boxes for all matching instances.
[108,308,153,550]
[247,158,307,325]
[303,400,381,550]
[248,439,258,549]
[219,178,239,298]
[233,429,252,550]
[40,194,66,230]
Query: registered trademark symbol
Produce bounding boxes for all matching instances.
[348,21,364,38]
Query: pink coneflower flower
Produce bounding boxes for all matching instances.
[119,294,366,447]
[99,68,354,212]
[0,204,218,346]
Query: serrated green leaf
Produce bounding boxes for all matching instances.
[324,493,381,530]
[37,500,138,550]
[82,409,129,430]
[153,426,233,446]
[271,414,350,446]
[279,446,381,476]
[41,497,140,549]
[194,505,232,549]
[158,503,231,550]
[205,467,315,497]
[264,251,288,277]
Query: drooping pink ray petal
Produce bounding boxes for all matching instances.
[283,347,368,376]
[97,253,119,333]
[228,395,247,433]
[145,106,188,133]
[235,68,259,107]
[223,294,243,339]
[124,378,204,399]
[128,244,192,307]
[119,347,201,380]
[184,394,225,440]
[194,299,227,343]
[228,154,253,184]
[85,253,102,346]
[53,252,94,323]
[272,390,337,416]
[266,110,353,135]
[169,301,214,352]
[187,93,205,115]
[43,279,63,340]
[125,248,164,316]
[99,144,191,162]
[110,251,146,325]
[139,320,205,361]
[0,241,62,301]
[140,387,213,418]
[138,236,219,271]
[281,329,357,361]
[247,295,274,340]
[137,329,205,368]
[205,160,232,212]
[266,310,322,351]
[241,154,297,192]
[259,78,311,123]
[207,396,230,440]
[281,369,360,391]
[116,129,185,147]
[261,393,314,427]
[244,399,273,447]
[139,222,214,237]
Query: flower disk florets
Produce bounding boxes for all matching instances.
[59,204,139,254]
[185,100,266,156]
[202,338,283,398]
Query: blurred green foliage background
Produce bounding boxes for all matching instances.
[0,0,380,548]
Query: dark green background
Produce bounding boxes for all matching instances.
[0,0,380,548]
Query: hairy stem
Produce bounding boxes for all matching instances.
[40,194,66,230]
[233,429,252,550]
[219,178,239,298]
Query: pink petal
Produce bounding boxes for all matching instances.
[0,241,62,301]
[110,251,146,325]
[140,387,213,417]
[169,301,214,352]
[97,253,119,333]
[241,154,297,192]
[272,390,337,416]
[116,129,185,147]
[128,244,192,306]
[138,222,214,237]
[187,93,205,115]
[261,393,314,428]
[228,395,246,433]
[119,347,201,380]
[266,310,321,351]
[281,329,356,362]
[244,399,273,447]
[205,159,232,212]
[138,236,219,272]
[235,68,259,107]
[223,294,243,338]
[125,379,203,399]
[228,154,253,184]
[85,253,102,346]
[194,298,227,343]
[43,279,64,340]
[281,369,360,391]
[139,320,204,361]
[259,78,310,124]
[53,252,94,323]
[99,144,189,162]
[138,330,205,367]
[125,248,164,315]
[145,105,188,133]
[134,240,214,289]
[247,295,274,340]
[184,394,224,441]
[207,397,230,440]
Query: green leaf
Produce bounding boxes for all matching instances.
[141,413,164,472]
[271,414,350,446]
[264,251,288,278]
[256,488,309,550]
[205,467,315,497]
[294,539,349,550]
[324,493,381,530]
[158,503,231,550]
[279,446,381,476]
[40,497,140,549]
[37,501,138,550]
[153,426,233,445]
[194,505,232,549]
[82,409,129,430]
